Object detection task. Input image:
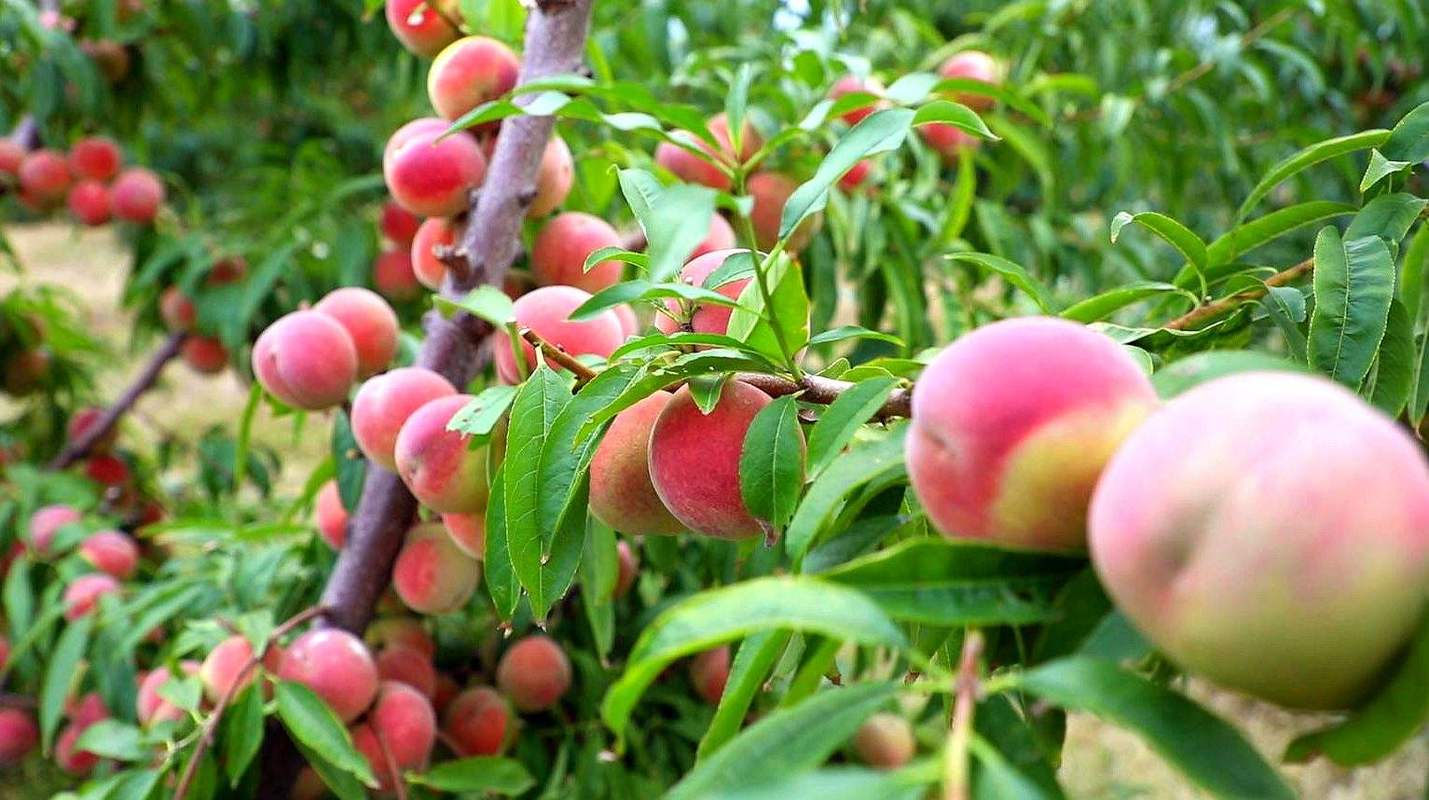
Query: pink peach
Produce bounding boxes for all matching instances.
[491,286,626,384]
[495,635,570,712]
[252,310,358,410]
[278,629,379,723]
[427,36,521,121]
[530,212,623,293]
[391,521,480,614]
[589,390,684,535]
[352,367,457,471]
[314,287,400,378]
[383,118,486,217]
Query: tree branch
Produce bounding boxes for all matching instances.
[50,332,186,470]
[1163,257,1313,331]
[736,372,913,419]
[522,326,598,384]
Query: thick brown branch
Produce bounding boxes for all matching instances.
[1163,257,1313,331]
[736,372,913,420]
[51,332,186,470]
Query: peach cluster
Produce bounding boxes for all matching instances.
[1,135,165,225]
[252,287,399,411]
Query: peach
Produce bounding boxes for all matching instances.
[528,135,574,218]
[917,122,981,163]
[159,286,196,332]
[748,171,817,251]
[111,167,165,223]
[67,406,114,453]
[64,574,120,620]
[689,646,729,705]
[55,722,99,774]
[278,629,379,723]
[442,686,510,756]
[375,646,437,699]
[80,39,130,82]
[653,113,760,191]
[384,0,460,57]
[530,212,623,293]
[495,635,571,712]
[589,390,683,535]
[432,673,460,714]
[367,617,436,659]
[383,117,486,217]
[428,36,521,121]
[614,540,638,598]
[829,74,887,126]
[690,213,737,260]
[314,480,348,550]
[838,159,874,193]
[66,692,109,727]
[252,310,358,410]
[200,635,283,703]
[441,512,484,558]
[79,530,138,579]
[84,454,130,487]
[0,139,24,175]
[938,50,1002,111]
[1089,372,1429,709]
[649,380,792,539]
[373,248,422,302]
[351,682,436,792]
[654,248,751,336]
[393,394,489,513]
[17,149,70,203]
[410,217,457,290]
[614,304,639,337]
[181,335,229,375]
[207,255,247,285]
[0,636,8,670]
[314,287,399,378]
[908,317,1156,552]
[137,660,199,725]
[491,286,626,384]
[853,713,915,769]
[29,504,81,556]
[392,521,480,614]
[380,201,421,246]
[352,368,457,471]
[291,767,327,800]
[0,709,38,765]
[3,348,51,394]
[68,136,121,181]
[66,180,111,226]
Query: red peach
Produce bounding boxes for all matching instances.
[689,646,729,705]
[589,390,683,535]
[64,574,120,620]
[442,686,510,756]
[394,395,490,513]
[181,336,229,375]
[495,635,571,712]
[207,255,247,285]
[373,248,422,302]
[748,171,818,251]
[614,304,639,337]
[432,673,460,715]
[351,682,436,792]
[908,317,1156,552]
[528,134,574,218]
[383,117,486,217]
[853,713,915,769]
[653,113,761,191]
[392,521,480,614]
[0,139,24,176]
[838,159,875,193]
[410,217,457,290]
[66,692,108,727]
[17,149,70,203]
[111,167,165,223]
[67,406,115,453]
[491,286,626,384]
[440,512,484,559]
[200,635,283,703]
[938,50,1003,111]
[367,617,436,660]
[314,480,348,550]
[55,722,99,775]
[68,136,121,181]
[0,709,38,765]
[136,660,200,725]
[375,646,437,699]
[690,213,737,260]
[83,454,130,487]
[278,629,379,723]
[352,367,457,471]
[427,36,521,121]
[380,201,421,247]
[252,310,359,410]
[0,636,8,671]
[314,287,400,378]
[384,0,461,57]
[653,248,751,337]
[28,504,81,556]
[79,530,138,579]
[66,180,111,226]
[530,212,623,293]
[917,121,981,163]
[159,286,196,332]
[829,74,887,126]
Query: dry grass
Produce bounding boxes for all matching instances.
[3,221,1426,798]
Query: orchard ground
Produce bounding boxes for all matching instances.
[2,221,1425,799]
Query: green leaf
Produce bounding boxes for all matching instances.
[442,285,516,329]
[484,466,519,618]
[330,409,364,513]
[274,681,376,787]
[1204,201,1357,270]
[504,367,576,620]
[1379,100,1429,164]
[724,63,755,159]
[601,576,906,738]
[448,385,518,442]
[1359,149,1412,194]
[292,739,368,800]
[1368,300,1416,418]
[1344,193,1428,246]
[738,395,806,531]
[108,769,163,800]
[1010,658,1294,800]
[947,252,1053,313]
[716,765,933,800]
[1260,286,1308,364]
[411,756,536,795]
[727,252,811,360]
[1307,228,1395,389]
[805,377,897,477]
[1238,129,1390,219]
[644,184,719,282]
[1060,281,1186,323]
[781,108,914,241]
[1111,212,1208,284]
[581,246,648,275]
[697,630,792,760]
[41,616,92,752]
[1399,223,1429,325]
[911,99,997,139]
[572,278,745,322]
[786,427,907,563]
[618,167,664,229]
[1284,614,1429,766]
[969,736,1059,800]
[73,720,148,761]
[222,683,265,786]
[807,325,904,348]
[666,683,901,800]
[1151,351,1305,399]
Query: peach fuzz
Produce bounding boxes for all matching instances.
[376,645,437,699]
[314,480,348,549]
[367,617,436,659]
[530,211,623,293]
[181,336,229,375]
[380,201,421,246]
[411,216,457,290]
[67,406,114,452]
[252,310,358,410]
[66,180,111,226]
[427,36,520,121]
[689,646,729,705]
[589,390,684,535]
[352,367,456,471]
[653,113,760,191]
[314,287,400,378]
[853,713,915,769]
[0,708,38,765]
[907,317,1156,552]
[278,629,379,723]
[528,135,574,218]
[491,286,626,384]
[351,682,436,792]
[1089,372,1429,710]
[384,0,460,57]
[200,635,283,703]
[29,503,82,556]
[649,380,792,540]
[383,117,486,217]
[111,167,165,223]
[68,136,121,181]
[441,511,485,558]
[829,74,887,125]
[392,521,480,614]
[159,286,196,332]
[442,686,511,756]
[137,660,200,726]
[373,248,422,302]
[79,530,139,579]
[17,149,70,202]
[64,574,120,620]
[394,395,490,513]
[496,634,571,712]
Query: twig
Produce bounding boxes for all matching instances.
[0,693,36,710]
[942,630,984,800]
[1163,257,1313,331]
[1163,8,1297,97]
[736,372,913,419]
[521,327,598,384]
[51,332,186,470]
[376,728,409,800]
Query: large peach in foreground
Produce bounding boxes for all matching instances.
[251,310,358,410]
[278,629,379,723]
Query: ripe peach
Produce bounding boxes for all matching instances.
[392,522,480,614]
[79,530,138,579]
[159,286,196,332]
[17,149,70,203]
[207,255,247,285]
[200,635,283,703]
[853,713,915,769]
[314,480,348,550]
[442,686,510,756]
[495,635,571,712]
[649,381,792,539]
[314,287,399,379]
[530,212,623,293]
[351,682,436,792]
[64,574,120,620]
[1089,372,1429,709]
[528,135,574,218]
[441,512,484,558]
[0,709,38,765]
[383,117,486,217]
[589,390,683,535]
[491,286,626,384]
[3,348,51,394]
[614,540,638,598]
[373,248,422,302]
[384,0,460,57]
[748,171,817,251]
[838,159,874,193]
[689,646,729,705]
[427,36,521,121]
[278,629,379,723]
[614,304,639,337]
[28,504,81,556]
[67,406,115,453]
[55,722,99,774]
[80,39,130,82]
[829,74,887,126]
[352,368,457,471]
[393,394,490,513]
[111,167,165,223]
[653,248,750,336]
[68,136,121,181]
[917,122,981,163]
[690,213,737,260]
[410,217,457,290]
[291,767,326,800]
[375,646,437,699]
[938,50,1002,111]
[136,660,200,725]
[653,113,760,191]
[84,454,130,487]
[66,692,108,727]
[432,673,460,714]
[0,139,24,176]
[181,336,229,375]
[380,201,421,247]
[66,180,111,226]
[0,636,8,671]
[252,310,359,410]
[908,317,1156,552]
[367,617,436,659]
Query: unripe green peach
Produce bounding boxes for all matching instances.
[589,390,684,535]
[495,635,571,712]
